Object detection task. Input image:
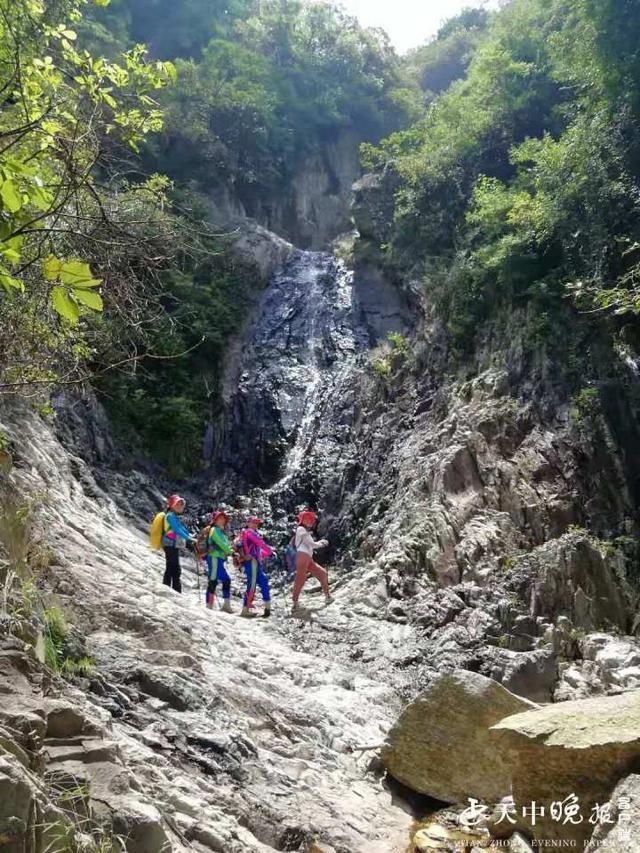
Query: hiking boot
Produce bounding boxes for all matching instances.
[262,604,271,618]
[325,594,334,606]
[221,600,233,614]
[240,606,257,618]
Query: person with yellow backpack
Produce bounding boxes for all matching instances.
[149,494,194,593]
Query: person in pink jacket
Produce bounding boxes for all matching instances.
[240,517,274,618]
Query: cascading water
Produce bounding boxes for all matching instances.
[214,249,370,511]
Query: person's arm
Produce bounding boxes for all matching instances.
[247,529,274,557]
[211,527,233,556]
[167,512,191,540]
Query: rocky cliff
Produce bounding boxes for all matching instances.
[3,168,640,852]
[0,401,415,853]
[207,131,362,251]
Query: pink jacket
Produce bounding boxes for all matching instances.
[241,529,274,562]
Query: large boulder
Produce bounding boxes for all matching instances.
[382,670,536,804]
[585,773,639,852]
[490,689,640,846]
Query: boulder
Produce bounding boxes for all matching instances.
[382,670,536,804]
[0,752,41,853]
[109,799,170,853]
[490,689,640,846]
[493,648,557,703]
[585,773,640,852]
[45,701,93,739]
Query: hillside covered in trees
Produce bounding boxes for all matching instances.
[2,0,640,475]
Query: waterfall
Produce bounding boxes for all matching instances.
[217,249,369,505]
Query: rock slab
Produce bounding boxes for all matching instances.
[491,689,640,846]
[382,670,536,805]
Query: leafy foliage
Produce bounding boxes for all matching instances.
[0,0,176,391]
[89,0,420,211]
[363,0,640,354]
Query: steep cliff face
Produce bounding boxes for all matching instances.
[208,249,410,517]
[207,131,362,250]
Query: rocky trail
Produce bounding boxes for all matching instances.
[1,402,420,853]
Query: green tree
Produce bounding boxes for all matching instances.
[0,0,175,389]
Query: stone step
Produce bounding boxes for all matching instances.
[44,737,119,765]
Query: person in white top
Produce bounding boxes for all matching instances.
[292,509,333,611]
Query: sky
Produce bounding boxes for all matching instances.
[337,1,494,53]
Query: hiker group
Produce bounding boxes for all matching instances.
[149,496,333,617]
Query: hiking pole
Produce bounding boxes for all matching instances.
[194,551,202,603]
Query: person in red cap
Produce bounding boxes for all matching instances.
[292,510,332,612]
[239,517,273,618]
[162,495,194,593]
[205,510,234,612]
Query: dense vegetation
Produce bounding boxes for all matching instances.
[1,0,414,475]
[363,0,640,365]
[87,0,419,230]
[5,0,640,477]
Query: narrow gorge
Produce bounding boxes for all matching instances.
[2,1,640,852]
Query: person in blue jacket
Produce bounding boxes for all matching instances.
[162,494,193,593]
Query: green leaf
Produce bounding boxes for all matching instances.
[73,288,103,311]
[60,260,102,287]
[43,255,63,281]
[51,287,79,324]
[0,272,24,291]
[1,237,23,265]
[0,180,22,213]
[30,185,53,211]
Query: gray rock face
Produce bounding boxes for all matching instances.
[352,166,401,247]
[585,773,640,852]
[491,689,640,847]
[508,533,631,632]
[0,402,415,853]
[382,670,536,805]
[211,250,408,510]
[208,129,362,250]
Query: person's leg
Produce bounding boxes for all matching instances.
[218,558,233,612]
[172,549,182,593]
[306,559,330,596]
[292,552,311,605]
[256,563,271,616]
[242,559,258,615]
[206,555,217,609]
[163,548,172,587]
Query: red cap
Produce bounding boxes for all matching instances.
[298,510,317,527]
[166,494,184,510]
[247,516,263,527]
[211,510,229,525]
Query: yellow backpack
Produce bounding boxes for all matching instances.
[149,511,167,550]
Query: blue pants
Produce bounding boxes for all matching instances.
[243,559,270,607]
[206,556,231,607]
